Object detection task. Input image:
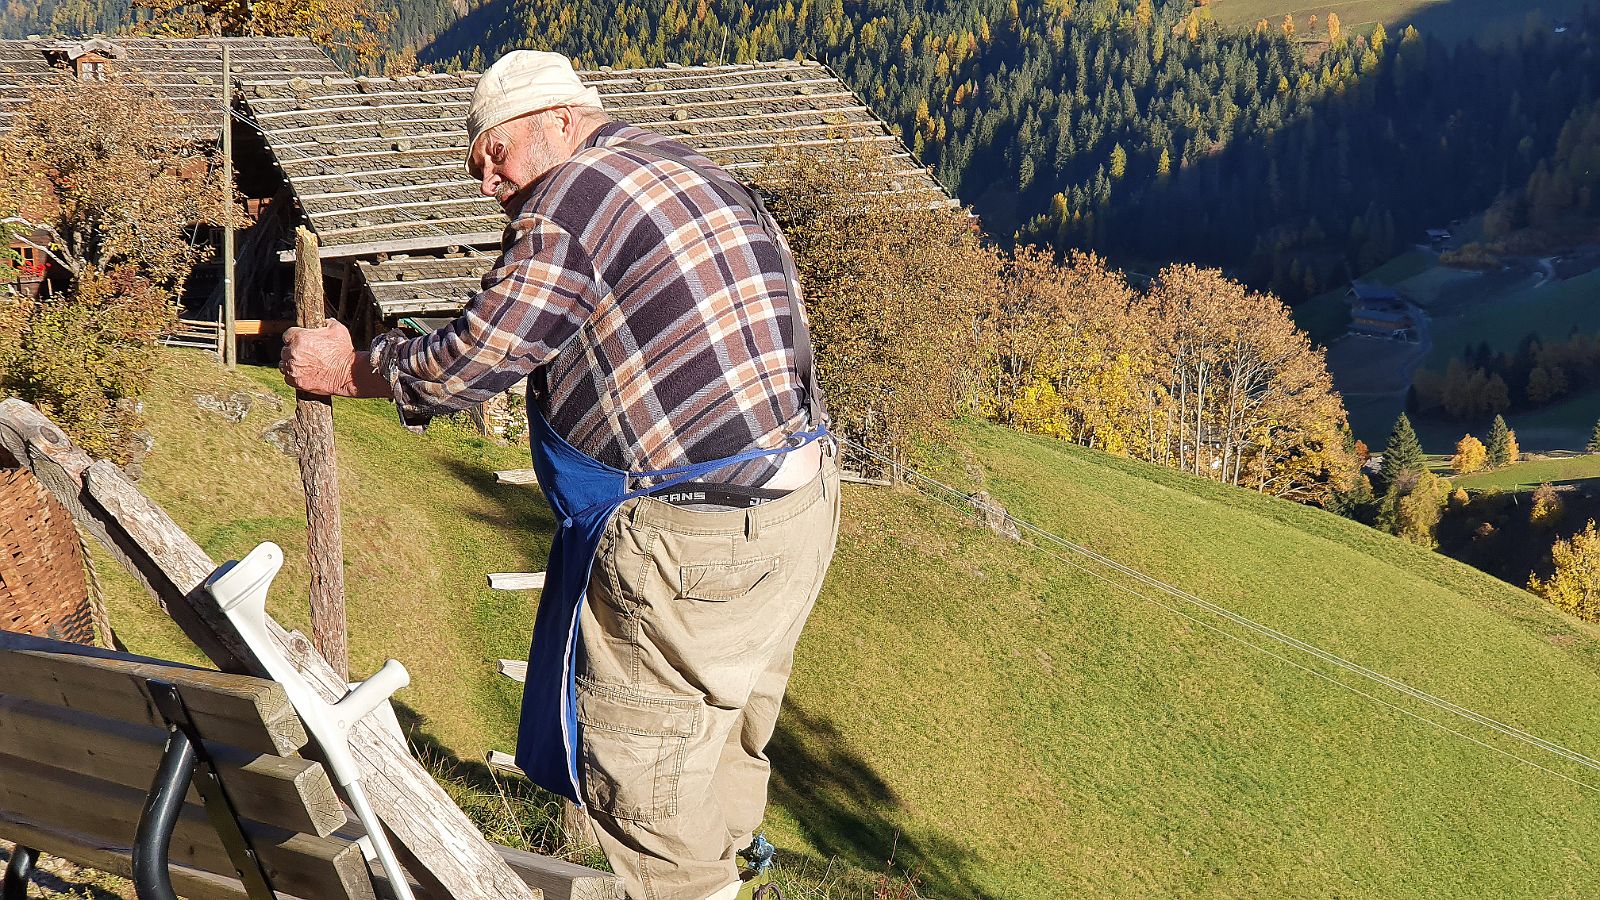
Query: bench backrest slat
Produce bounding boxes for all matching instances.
[0,631,308,755]
[0,696,343,837]
[0,810,290,900]
[0,750,375,900]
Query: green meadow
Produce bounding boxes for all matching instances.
[102,351,1600,897]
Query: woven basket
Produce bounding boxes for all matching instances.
[0,468,93,643]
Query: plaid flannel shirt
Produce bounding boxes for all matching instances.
[371,122,811,487]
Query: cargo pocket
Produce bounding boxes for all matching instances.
[679,556,781,602]
[576,678,700,822]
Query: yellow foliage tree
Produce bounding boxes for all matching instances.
[1530,483,1564,529]
[755,147,995,463]
[135,0,393,67]
[1530,519,1600,621]
[985,247,1151,455]
[0,77,206,461]
[1451,434,1487,474]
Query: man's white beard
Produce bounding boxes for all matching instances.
[499,129,565,211]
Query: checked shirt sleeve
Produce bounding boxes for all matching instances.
[369,215,603,428]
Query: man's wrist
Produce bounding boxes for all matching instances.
[349,351,392,399]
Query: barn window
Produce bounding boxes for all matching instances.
[75,53,111,81]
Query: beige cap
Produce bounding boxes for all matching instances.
[465,50,603,170]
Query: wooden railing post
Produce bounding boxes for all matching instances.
[292,226,349,682]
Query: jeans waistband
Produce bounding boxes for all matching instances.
[625,455,838,535]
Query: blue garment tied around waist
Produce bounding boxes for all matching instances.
[513,399,828,804]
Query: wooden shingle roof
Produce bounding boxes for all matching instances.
[0,37,341,141]
[240,60,954,318]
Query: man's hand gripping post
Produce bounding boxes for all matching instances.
[205,542,418,900]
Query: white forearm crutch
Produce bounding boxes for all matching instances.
[206,542,417,900]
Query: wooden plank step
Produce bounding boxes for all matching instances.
[488,572,545,591]
[486,750,524,777]
[494,469,539,485]
[496,659,527,683]
[839,471,891,486]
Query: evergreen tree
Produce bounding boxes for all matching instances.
[1587,419,1600,453]
[1487,414,1514,467]
[1379,413,1425,486]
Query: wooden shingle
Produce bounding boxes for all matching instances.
[0,37,342,141]
[243,60,955,319]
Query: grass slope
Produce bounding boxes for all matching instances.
[105,352,1600,897]
[1204,0,1587,44]
[1456,453,1600,492]
[1426,267,1600,369]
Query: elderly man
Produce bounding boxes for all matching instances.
[281,51,839,900]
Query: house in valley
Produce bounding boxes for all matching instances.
[1347,281,1415,341]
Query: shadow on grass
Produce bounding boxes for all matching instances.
[768,699,998,900]
[438,456,557,553]
[0,844,124,900]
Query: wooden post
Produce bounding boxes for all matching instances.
[292,227,349,682]
[221,44,236,369]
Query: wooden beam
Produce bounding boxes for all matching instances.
[494,469,539,485]
[340,813,621,900]
[496,659,527,683]
[839,471,892,487]
[486,750,523,775]
[279,232,504,262]
[293,226,350,682]
[487,572,545,591]
[236,319,293,337]
[0,399,540,900]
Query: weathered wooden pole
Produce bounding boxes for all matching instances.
[221,44,236,369]
[292,226,349,681]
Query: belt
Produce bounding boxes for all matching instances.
[647,481,792,508]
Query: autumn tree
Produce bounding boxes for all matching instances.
[1379,413,1425,486]
[1530,483,1564,529]
[755,147,995,464]
[1529,519,1600,621]
[1327,12,1342,44]
[135,0,393,66]
[1145,265,1355,503]
[4,78,222,293]
[984,247,1150,455]
[1378,470,1450,548]
[0,78,217,461]
[1486,414,1517,467]
[1451,434,1487,475]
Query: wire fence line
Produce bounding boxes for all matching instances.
[836,435,1600,795]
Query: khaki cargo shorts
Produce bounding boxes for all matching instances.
[576,451,841,899]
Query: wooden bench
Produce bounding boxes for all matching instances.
[0,629,619,900]
[0,628,370,899]
[0,399,622,900]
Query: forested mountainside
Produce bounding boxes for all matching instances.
[0,0,456,69]
[10,0,1600,303]
[418,0,1600,302]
